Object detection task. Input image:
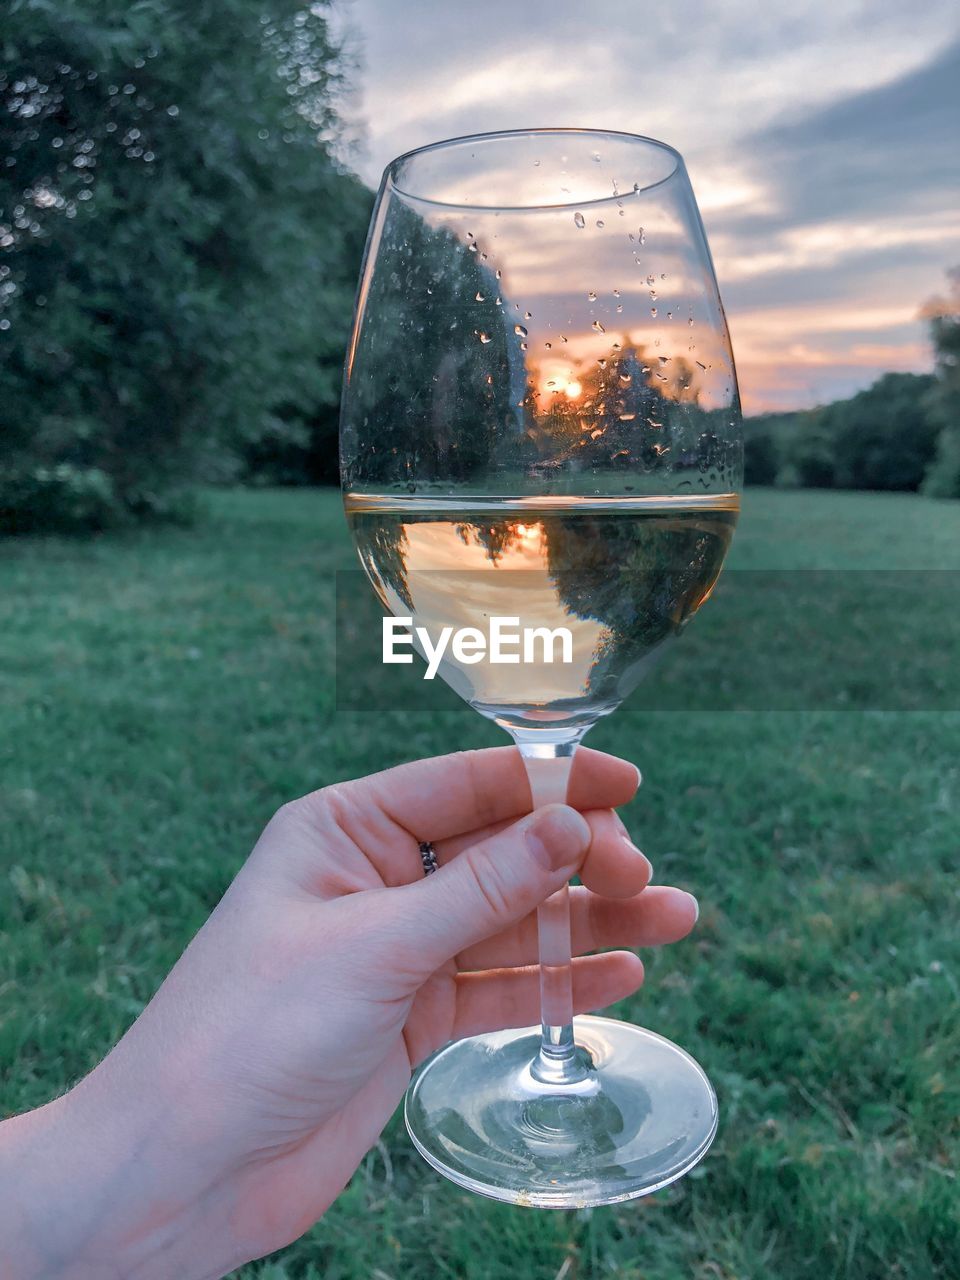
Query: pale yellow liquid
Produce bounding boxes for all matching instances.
[345,493,739,730]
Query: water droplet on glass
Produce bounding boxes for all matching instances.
[659,356,670,365]
[661,272,667,280]
[597,358,607,369]
[638,227,646,244]
[495,296,502,306]
[524,310,532,319]
[588,290,597,302]
[534,158,541,167]
[520,341,528,350]
[560,334,568,343]
[574,212,586,229]
[688,316,695,326]
[667,311,672,320]
[592,320,605,333]
[696,360,707,370]
[646,274,655,285]
[616,303,623,313]
[592,151,602,163]
[475,292,485,302]
[495,269,502,279]
[633,182,640,193]
[514,324,528,337]
[591,428,605,440]
[650,307,658,317]
[426,286,433,294]
[649,290,657,301]
[478,331,491,344]
[619,412,636,421]
[596,219,605,228]
[620,373,632,385]
[544,341,552,349]
[468,242,478,253]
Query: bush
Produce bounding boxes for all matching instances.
[0,0,371,532]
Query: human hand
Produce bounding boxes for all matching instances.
[1,747,698,1278]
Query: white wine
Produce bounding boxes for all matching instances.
[345,493,738,731]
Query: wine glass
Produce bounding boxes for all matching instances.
[340,129,742,1207]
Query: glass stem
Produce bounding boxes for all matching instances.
[515,734,590,1086]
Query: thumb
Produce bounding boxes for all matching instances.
[389,804,591,977]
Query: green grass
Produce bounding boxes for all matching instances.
[1,486,958,1279]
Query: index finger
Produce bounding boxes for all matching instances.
[343,745,640,843]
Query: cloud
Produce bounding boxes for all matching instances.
[337,0,960,409]
[716,39,960,233]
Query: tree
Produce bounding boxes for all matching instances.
[829,372,937,491]
[922,268,960,499]
[0,0,368,532]
[774,372,938,492]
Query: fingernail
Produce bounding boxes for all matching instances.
[525,805,591,872]
[686,891,700,923]
[631,764,642,790]
[623,836,653,879]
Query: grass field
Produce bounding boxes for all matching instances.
[1,487,958,1279]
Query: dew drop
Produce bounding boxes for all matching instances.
[592,320,605,333]
[574,211,586,229]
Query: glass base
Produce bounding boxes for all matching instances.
[404,1015,718,1208]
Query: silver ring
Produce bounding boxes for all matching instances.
[418,841,439,876]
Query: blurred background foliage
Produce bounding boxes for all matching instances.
[0,0,371,532]
[1,4,958,533]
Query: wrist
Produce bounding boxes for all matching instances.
[0,1074,243,1280]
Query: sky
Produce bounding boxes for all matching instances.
[335,0,960,414]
